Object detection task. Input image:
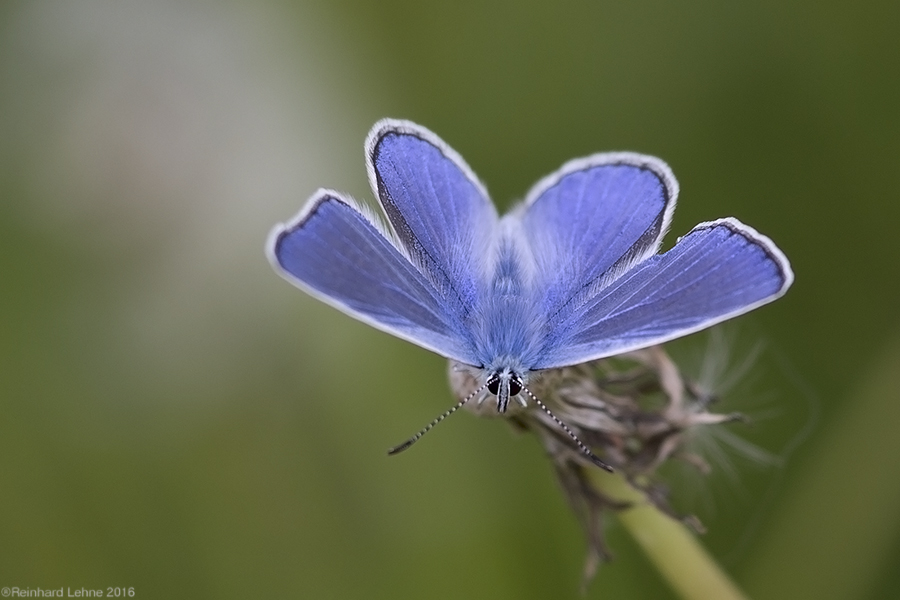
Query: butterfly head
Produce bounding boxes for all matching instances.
[485,368,526,414]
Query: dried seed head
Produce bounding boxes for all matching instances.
[448,340,760,586]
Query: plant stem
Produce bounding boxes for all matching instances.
[591,470,750,600]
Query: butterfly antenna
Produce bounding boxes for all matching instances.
[388,382,489,456]
[521,386,614,472]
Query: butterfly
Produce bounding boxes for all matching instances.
[267,119,793,469]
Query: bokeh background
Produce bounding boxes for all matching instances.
[2,1,899,598]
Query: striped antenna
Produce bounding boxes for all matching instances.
[388,381,489,455]
[521,386,614,472]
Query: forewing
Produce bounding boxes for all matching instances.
[268,191,479,364]
[534,218,793,369]
[522,153,677,318]
[367,119,497,321]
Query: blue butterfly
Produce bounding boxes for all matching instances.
[267,119,793,469]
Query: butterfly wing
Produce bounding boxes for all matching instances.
[267,191,481,365]
[367,120,497,325]
[521,153,677,321]
[532,218,793,369]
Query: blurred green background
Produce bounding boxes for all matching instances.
[1,1,899,598]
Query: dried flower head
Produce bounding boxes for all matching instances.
[450,341,747,584]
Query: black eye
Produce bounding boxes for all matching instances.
[487,377,500,395]
[509,377,522,396]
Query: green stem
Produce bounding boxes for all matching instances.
[590,471,749,600]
